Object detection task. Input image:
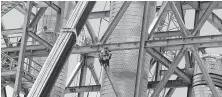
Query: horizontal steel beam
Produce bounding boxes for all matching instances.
[1,70,17,77]
[3,42,222,58]
[148,80,188,89]
[65,80,188,93]
[1,70,35,83]
[1,28,23,35]
[65,85,101,93]
[2,34,222,57]
[88,10,109,19]
[153,29,193,38]
[69,34,222,54]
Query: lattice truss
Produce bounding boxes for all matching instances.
[1,1,222,97]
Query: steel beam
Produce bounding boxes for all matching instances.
[87,61,100,85]
[187,85,192,97]
[134,2,152,97]
[207,12,222,32]
[65,85,101,93]
[187,1,222,32]
[147,1,168,40]
[44,1,61,13]
[88,66,100,85]
[169,1,189,36]
[28,32,53,50]
[27,7,50,49]
[3,34,222,57]
[78,55,87,97]
[72,34,222,54]
[165,88,176,97]
[65,80,188,93]
[86,2,222,19]
[153,29,193,38]
[1,70,17,77]
[100,1,131,43]
[66,61,83,87]
[1,28,23,35]
[147,80,188,89]
[146,48,191,83]
[88,10,109,19]
[191,2,218,36]
[29,7,47,29]
[16,6,52,50]
[15,4,35,19]
[12,2,32,97]
[185,1,222,10]
[75,2,96,34]
[151,47,187,97]
[165,77,180,97]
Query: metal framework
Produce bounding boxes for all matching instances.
[1,1,222,97]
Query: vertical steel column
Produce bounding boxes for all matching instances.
[187,2,200,97]
[78,55,88,97]
[12,2,32,97]
[134,2,151,97]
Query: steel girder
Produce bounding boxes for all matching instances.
[2,1,222,97]
[65,80,189,93]
[12,2,33,97]
[134,2,155,97]
[2,34,222,56]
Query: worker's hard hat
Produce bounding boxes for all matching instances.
[104,47,108,49]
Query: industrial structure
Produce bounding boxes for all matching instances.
[1,1,222,97]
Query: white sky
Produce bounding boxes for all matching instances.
[1,1,222,97]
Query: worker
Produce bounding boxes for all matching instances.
[99,47,112,68]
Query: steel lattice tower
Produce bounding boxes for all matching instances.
[1,1,222,97]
